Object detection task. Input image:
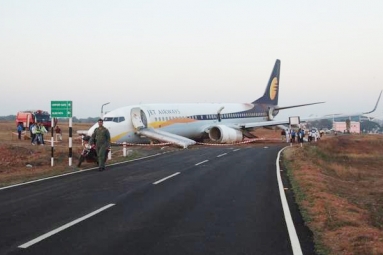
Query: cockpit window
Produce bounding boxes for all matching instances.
[103,117,125,123]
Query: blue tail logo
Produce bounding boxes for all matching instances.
[269,77,278,101]
[252,59,281,105]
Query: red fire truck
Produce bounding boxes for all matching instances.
[16,110,52,131]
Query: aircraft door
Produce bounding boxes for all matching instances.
[130,107,148,130]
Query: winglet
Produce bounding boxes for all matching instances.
[363,90,382,114]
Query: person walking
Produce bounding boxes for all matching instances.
[285,129,290,143]
[89,119,111,171]
[40,123,48,145]
[55,125,62,141]
[298,128,303,143]
[32,123,42,145]
[281,129,286,141]
[291,129,296,143]
[31,123,38,145]
[17,122,23,140]
[308,129,313,142]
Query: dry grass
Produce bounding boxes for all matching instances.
[0,121,94,186]
[283,134,383,255]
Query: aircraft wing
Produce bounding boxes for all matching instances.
[298,90,382,122]
[275,102,324,110]
[232,119,291,129]
[231,90,382,130]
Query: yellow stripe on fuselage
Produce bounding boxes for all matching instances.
[111,132,129,143]
[149,118,197,128]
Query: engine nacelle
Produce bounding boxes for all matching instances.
[267,107,280,120]
[208,125,243,143]
[268,108,273,120]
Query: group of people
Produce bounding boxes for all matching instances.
[29,122,48,145]
[16,118,113,172]
[16,118,110,172]
[281,128,320,143]
[18,123,62,144]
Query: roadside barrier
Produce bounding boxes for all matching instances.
[196,138,266,146]
[111,142,172,147]
[91,136,288,162]
[91,137,283,160]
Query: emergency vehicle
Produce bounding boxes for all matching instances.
[15,110,52,131]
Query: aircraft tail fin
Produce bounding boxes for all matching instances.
[252,59,281,105]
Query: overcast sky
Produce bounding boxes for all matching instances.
[1,0,382,120]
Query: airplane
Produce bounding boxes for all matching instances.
[86,59,381,148]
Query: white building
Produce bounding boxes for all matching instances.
[332,121,360,133]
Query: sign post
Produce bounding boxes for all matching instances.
[51,101,73,167]
[51,101,72,118]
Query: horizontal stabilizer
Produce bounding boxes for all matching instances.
[137,128,196,148]
[276,101,324,111]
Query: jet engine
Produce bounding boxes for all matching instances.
[208,125,243,143]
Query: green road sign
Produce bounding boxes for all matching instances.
[51,101,73,118]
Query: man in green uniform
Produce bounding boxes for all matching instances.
[90,118,111,171]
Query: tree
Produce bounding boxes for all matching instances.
[346,119,351,133]
[361,120,381,133]
[307,119,333,130]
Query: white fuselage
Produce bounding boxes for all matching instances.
[87,103,270,144]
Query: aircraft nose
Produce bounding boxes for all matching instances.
[103,122,114,132]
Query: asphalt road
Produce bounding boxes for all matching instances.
[0,144,314,255]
